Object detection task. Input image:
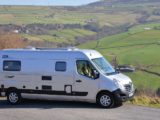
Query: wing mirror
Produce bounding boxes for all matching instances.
[93,70,100,79]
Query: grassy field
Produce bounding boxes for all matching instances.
[0,6,143,26]
[129,23,160,34]
[79,26,160,90]
[0,2,160,44]
[21,29,96,43]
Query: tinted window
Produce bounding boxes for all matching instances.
[55,62,66,72]
[3,61,21,71]
[76,60,98,79]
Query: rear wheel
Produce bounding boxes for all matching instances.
[97,92,114,108]
[7,90,21,104]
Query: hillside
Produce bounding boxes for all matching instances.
[0,0,160,47]
[87,0,160,7]
[79,23,160,91]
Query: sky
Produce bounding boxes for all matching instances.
[0,0,100,6]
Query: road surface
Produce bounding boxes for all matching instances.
[0,98,160,120]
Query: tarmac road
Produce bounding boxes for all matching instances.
[0,98,160,120]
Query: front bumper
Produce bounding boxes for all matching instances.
[113,88,135,102]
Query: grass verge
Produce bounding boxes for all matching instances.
[128,96,160,108]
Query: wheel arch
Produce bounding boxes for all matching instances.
[96,90,113,101]
[6,87,18,95]
[6,87,22,104]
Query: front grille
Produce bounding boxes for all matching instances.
[124,83,132,93]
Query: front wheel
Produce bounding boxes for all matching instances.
[97,92,114,108]
[7,90,21,104]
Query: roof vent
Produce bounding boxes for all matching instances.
[25,46,36,50]
[67,47,79,51]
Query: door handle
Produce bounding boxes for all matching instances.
[6,75,15,78]
[76,80,82,83]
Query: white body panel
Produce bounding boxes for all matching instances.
[0,48,134,103]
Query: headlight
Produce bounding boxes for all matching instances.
[113,79,119,87]
[113,79,123,89]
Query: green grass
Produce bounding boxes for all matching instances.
[0,6,92,25]
[22,29,96,44]
[0,1,159,26]
[126,71,160,90]
[129,23,160,34]
[0,6,141,26]
[80,30,160,63]
[79,28,160,90]
[129,96,160,108]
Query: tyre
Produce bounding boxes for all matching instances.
[97,92,114,108]
[7,90,21,104]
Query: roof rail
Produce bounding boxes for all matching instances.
[36,47,78,51]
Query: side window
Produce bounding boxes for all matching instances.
[76,60,97,79]
[55,62,66,72]
[3,61,21,71]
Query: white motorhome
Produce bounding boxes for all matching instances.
[0,47,135,108]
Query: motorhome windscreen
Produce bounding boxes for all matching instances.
[92,57,116,75]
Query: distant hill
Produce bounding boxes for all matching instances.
[87,0,160,7]
[0,0,160,47]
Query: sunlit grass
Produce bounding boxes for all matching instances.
[129,96,160,108]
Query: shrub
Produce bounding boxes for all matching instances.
[0,32,27,49]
